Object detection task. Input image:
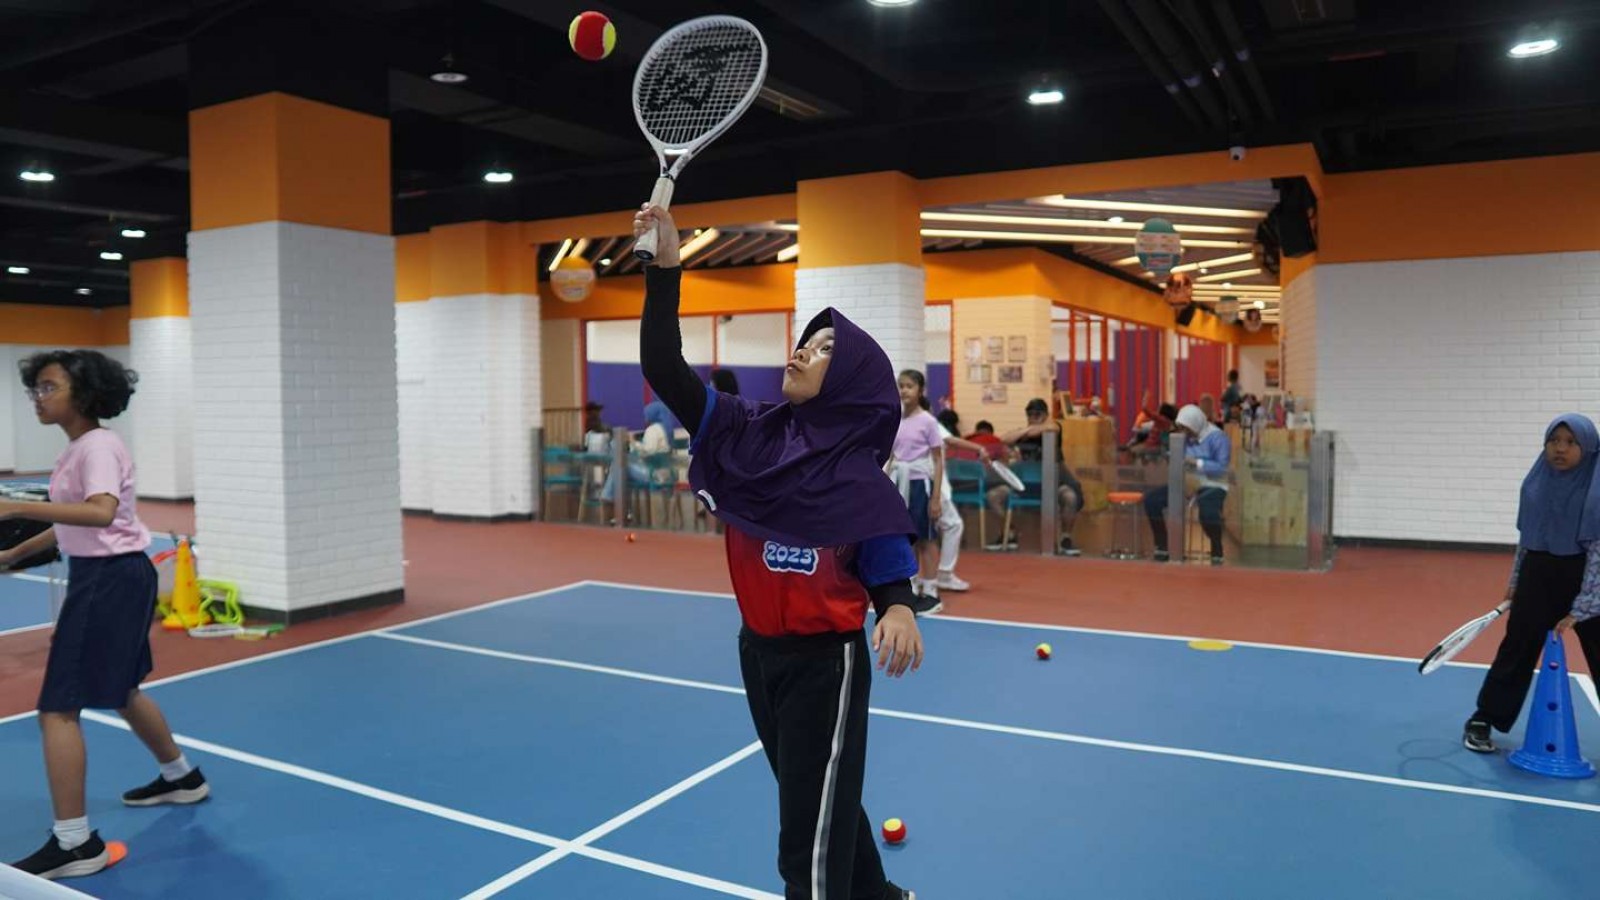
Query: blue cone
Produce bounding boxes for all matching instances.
[1509,630,1596,779]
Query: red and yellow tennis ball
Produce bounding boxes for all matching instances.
[569,11,617,61]
[1036,642,1052,660]
[881,817,906,844]
[626,532,637,543]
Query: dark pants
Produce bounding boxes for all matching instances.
[739,627,896,900]
[1475,550,1600,732]
[1144,486,1226,557]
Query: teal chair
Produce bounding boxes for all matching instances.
[541,446,583,521]
[1000,460,1043,551]
[945,458,989,548]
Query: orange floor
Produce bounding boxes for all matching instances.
[0,502,1527,716]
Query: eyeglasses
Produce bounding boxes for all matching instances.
[23,384,62,402]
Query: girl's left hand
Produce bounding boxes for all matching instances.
[1556,614,1579,634]
[929,497,942,520]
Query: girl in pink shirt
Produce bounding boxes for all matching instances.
[890,370,945,612]
[1,351,208,882]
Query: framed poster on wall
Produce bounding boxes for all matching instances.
[986,336,1004,362]
[1265,358,1280,388]
[1007,335,1027,362]
[966,364,990,384]
[997,364,1024,384]
[964,337,984,364]
[982,384,1008,404]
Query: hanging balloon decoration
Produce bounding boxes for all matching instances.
[1135,218,1183,278]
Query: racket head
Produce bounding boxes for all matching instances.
[991,461,1026,492]
[1418,610,1501,674]
[632,15,767,172]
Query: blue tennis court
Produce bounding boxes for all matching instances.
[2,581,1597,898]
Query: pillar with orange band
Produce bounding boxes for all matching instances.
[795,172,926,376]
[185,13,402,622]
[128,258,192,500]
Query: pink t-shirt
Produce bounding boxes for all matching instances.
[892,410,944,480]
[48,428,151,558]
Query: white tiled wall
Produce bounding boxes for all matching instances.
[0,343,129,474]
[129,317,192,498]
[1281,267,1318,401]
[188,221,404,614]
[423,292,542,519]
[795,263,926,377]
[1316,251,1600,544]
[396,301,431,511]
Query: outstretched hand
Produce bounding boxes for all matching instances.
[633,204,682,268]
[872,605,924,677]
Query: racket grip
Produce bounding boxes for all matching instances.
[634,176,676,262]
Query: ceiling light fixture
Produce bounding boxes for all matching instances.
[76,288,92,295]
[867,0,917,7]
[19,169,54,183]
[1026,88,1065,106]
[120,228,146,239]
[100,251,123,261]
[7,266,29,275]
[1039,196,1263,219]
[483,170,513,183]
[1508,37,1559,58]
[599,257,612,266]
[431,53,469,83]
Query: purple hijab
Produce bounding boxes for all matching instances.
[688,307,915,548]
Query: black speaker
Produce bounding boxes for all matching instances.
[1174,302,1198,327]
[1272,177,1318,258]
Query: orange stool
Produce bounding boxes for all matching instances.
[1105,491,1146,560]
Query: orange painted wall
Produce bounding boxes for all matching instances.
[0,305,125,347]
[426,222,538,297]
[190,93,390,235]
[395,234,431,303]
[542,263,798,321]
[797,172,922,268]
[130,258,189,319]
[1319,152,1600,263]
[518,195,796,246]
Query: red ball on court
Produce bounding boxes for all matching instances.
[568,11,617,61]
[881,817,906,844]
[1035,642,1053,660]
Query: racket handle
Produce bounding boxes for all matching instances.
[633,176,676,263]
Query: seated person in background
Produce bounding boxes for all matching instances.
[1143,404,1231,565]
[985,398,1084,556]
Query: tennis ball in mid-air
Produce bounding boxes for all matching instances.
[569,11,616,61]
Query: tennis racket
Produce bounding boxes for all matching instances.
[631,15,768,262]
[1418,600,1510,674]
[990,461,1027,492]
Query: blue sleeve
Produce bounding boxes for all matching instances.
[856,534,918,588]
[1196,431,1231,478]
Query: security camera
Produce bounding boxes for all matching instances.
[1229,145,1246,161]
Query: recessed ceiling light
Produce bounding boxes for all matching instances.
[599,257,612,266]
[7,266,29,275]
[1199,267,1210,274]
[120,228,146,239]
[1222,282,1232,288]
[431,53,469,83]
[1253,300,1266,309]
[1508,38,1559,57]
[483,170,513,183]
[75,288,92,295]
[19,169,54,182]
[1026,88,1065,106]
[100,251,123,261]
[867,0,917,6]
[1107,216,1124,224]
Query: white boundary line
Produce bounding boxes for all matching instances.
[0,622,51,639]
[462,741,768,900]
[80,712,778,900]
[5,572,59,585]
[381,628,1600,817]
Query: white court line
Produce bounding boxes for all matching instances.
[578,579,1506,671]
[5,572,60,585]
[0,622,50,639]
[383,629,1600,817]
[1577,673,1600,718]
[462,741,769,900]
[80,711,779,900]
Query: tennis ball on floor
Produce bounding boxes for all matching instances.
[881,818,906,844]
[1036,642,1052,660]
[626,532,637,543]
[569,11,617,61]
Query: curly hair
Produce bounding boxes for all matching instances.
[19,350,138,420]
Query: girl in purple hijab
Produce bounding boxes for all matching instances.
[636,204,921,900]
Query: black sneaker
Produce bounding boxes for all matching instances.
[884,884,916,900]
[1057,537,1082,557]
[1464,718,1495,753]
[911,593,943,617]
[1210,554,1224,566]
[123,767,210,807]
[1152,550,1171,563]
[10,831,108,880]
[983,533,1019,551]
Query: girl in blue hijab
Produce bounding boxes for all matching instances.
[635,204,920,900]
[1466,413,1600,752]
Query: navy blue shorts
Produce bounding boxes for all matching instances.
[38,552,158,713]
[907,479,936,543]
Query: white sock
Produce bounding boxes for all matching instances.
[160,753,194,783]
[53,816,90,851]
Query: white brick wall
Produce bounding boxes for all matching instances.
[0,343,129,473]
[188,221,404,614]
[795,263,926,377]
[396,301,431,511]
[1281,267,1317,401]
[129,317,193,498]
[1317,251,1600,543]
[423,292,542,518]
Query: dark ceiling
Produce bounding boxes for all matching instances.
[1,0,1595,308]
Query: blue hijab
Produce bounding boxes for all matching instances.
[643,400,677,434]
[1518,414,1600,555]
[688,307,914,548]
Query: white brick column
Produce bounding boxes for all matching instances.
[128,316,193,498]
[189,222,404,619]
[794,263,926,377]
[424,292,543,519]
[396,300,432,512]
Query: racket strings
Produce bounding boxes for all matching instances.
[637,23,763,146]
